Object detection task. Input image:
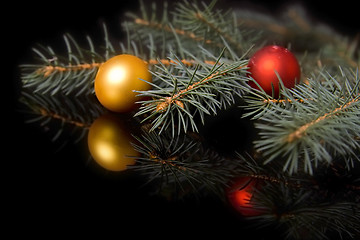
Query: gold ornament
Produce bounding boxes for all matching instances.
[94,54,152,112]
[87,114,139,171]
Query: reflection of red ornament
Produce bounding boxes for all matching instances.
[247,45,301,97]
[227,177,264,217]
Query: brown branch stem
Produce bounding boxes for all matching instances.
[286,97,359,143]
[39,108,90,129]
[155,69,230,112]
[36,59,217,77]
[37,63,103,77]
[134,18,213,44]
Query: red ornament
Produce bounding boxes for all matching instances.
[247,45,301,97]
[227,177,264,217]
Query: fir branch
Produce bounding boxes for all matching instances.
[286,97,359,143]
[132,16,213,46]
[20,25,221,98]
[20,25,116,96]
[242,86,308,120]
[234,153,304,188]
[130,129,239,196]
[35,58,216,76]
[36,62,103,78]
[252,68,360,174]
[233,153,360,239]
[125,0,257,60]
[134,49,249,134]
[173,0,245,51]
[238,161,360,240]
[235,5,359,75]
[148,58,217,67]
[19,90,104,143]
[251,183,360,240]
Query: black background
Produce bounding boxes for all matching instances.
[7,0,359,237]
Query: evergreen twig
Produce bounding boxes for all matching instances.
[19,91,104,143]
[130,128,241,196]
[249,68,360,174]
[134,49,249,135]
[20,25,116,96]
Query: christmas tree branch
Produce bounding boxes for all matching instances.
[153,61,244,113]
[130,128,240,195]
[286,97,359,143]
[35,59,218,78]
[132,17,215,46]
[37,62,103,77]
[20,29,115,96]
[20,31,220,97]
[250,68,360,174]
[236,4,360,73]
[253,185,360,240]
[36,107,91,129]
[174,0,244,51]
[134,49,249,135]
[228,154,360,240]
[20,91,103,143]
[125,0,256,60]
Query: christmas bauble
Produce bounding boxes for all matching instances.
[94,54,152,112]
[247,45,300,97]
[87,114,139,171]
[227,177,264,216]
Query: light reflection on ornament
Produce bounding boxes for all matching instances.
[262,59,276,72]
[107,67,127,85]
[87,113,139,171]
[94,142,118,164]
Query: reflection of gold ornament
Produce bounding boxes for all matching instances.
[87,114,139,171]
[94,54,152,112]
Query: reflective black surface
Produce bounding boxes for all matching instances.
[8,0,360,237]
